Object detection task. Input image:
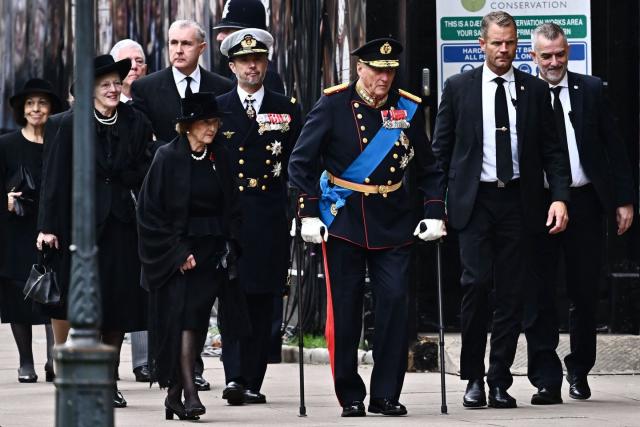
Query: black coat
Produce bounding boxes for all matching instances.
[432,66,571,232]
[131,66,234,143]
[0,131,43,280]
[565,71,635,210]
[215,88,302,294]
[288,82,445,249]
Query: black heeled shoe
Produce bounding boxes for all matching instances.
[164,398,200,421]
[17,366,38,383]
[44,362,55,382]
[184,401,206,418]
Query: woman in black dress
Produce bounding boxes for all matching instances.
[0,79,63,383]
[137,93,243,421]
[37,55,152,407]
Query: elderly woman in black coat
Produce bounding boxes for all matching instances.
[36,55,152,407]
[0,78,63,383]
[137,92,243,421]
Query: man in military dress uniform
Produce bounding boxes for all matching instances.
[216,28,302,405]
[288,38,446,417]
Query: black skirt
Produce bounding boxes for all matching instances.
[0,279,50,324]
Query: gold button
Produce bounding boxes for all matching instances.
[265,145,270,150]
[357,113,363,119]
[239,186,244,191]
[362,138,368,143]
[360,125,365,131]
[382,193,388,198]
[395,141,400,146]
[364,178,370,183]
[238,173,244,178]
[364,192,369,196]
[239,159,245,165]
[248,178,258,187]
[239,146,244,152]
[263,174,268,179]
[390,166,396,172]
[387,180,392,185]
[261,185,267,191]
[266,159,271,165]
[354,102,360,108]
[299,197,304,203]
[390,106,395,110]
[300,203,304,208]
[393,153,398,159]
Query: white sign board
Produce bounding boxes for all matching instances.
[436,0,591,100]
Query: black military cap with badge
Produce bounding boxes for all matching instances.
[351,37,403,69]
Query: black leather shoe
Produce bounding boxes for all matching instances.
[488,387,517,408]
[222,381,245,405]
[44,362,55,382]
[531,387,563,405]
[567,375,591,400]
[243,389,266,404]
[368,398,407,416]
[165,398,200,421]
[17,366,38,383]
[341,401,365,417]
[194,374,210,391]
[113,390,127,408]
[463,379,486,408]
[133,365,150,382]
[184,402,206,417]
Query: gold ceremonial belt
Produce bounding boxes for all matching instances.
[327,172,402,196]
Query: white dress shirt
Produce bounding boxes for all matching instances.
[172,66,201,98]
[547,73,590,187]
[481,65,520,182]
[237,85,265,114]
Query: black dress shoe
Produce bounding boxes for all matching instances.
[243,389,266,404]
[17,366,38,383]
[194,374,210,391]
[113,390,127,408]
[184,402,206,417]
[531,387,563,405]
[133,365,150,382]
[488,386,517,408]
[367,398,407,416]
[222,381,245,405]
[341,401,365,417]
[164,398,200,421]
[463,379,486,408]
[44,362,55,382]
[567,375,591,400]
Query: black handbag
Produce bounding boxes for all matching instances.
[6,165,37,216]
[23,247,61,305]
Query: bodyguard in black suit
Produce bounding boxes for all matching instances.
[289,38,446,417]
[215,28,302,405]
[432,12,571,409]
[525,23,635,404]
[131,19,233,143]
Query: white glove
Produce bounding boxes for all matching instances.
[300,217,329,244]
[290,218,296,237]
[413,219,447,242]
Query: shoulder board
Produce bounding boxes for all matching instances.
[323,82,349,96]
[398,89,422,104]
[290,97,297,104]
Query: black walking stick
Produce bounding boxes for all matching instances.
[294,198,307,417]
[420,222,448,414]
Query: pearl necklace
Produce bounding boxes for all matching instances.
[191,146,207,161]
[94,109,118,126]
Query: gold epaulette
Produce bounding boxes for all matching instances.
[290,97,297,104]
[323,82,349,96]
[398,89,422,104]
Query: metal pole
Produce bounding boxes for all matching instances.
[294,199,307,417]
[55,1,116,425]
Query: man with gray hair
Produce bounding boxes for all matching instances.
[131,19,233,142]
[526,22,634,404]
[110,39,147,103]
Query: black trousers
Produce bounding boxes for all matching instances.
[324,238,410,405]
[525,185,603,387]
[222,293,274,391]
[457,182,525,389]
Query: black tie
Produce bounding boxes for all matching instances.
[184,76,193,98]
[494,77,513,184]
[551,86,568,148]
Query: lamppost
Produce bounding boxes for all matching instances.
[55,1,116,425]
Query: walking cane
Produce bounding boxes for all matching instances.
[420,223,448,414]
[294,207,307,416]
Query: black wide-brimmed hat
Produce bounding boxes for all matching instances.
[213,0,267,31]
[351,38,403,69]
[220,28,273,58]
[175,92,228,123]
[94,54,131,80]
[9,78,63,113]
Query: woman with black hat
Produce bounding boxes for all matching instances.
[137,92,243,421]
[36,55,152,407]
[0,78,63,383]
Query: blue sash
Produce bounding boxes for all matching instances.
[319,97,418,227]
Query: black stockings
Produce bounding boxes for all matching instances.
[167,330,202,408]
[11,324,34,369]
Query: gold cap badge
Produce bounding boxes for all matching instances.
[380,42,392,55]
[241,35,257,50]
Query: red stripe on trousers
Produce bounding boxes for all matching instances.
[321,241,337,381]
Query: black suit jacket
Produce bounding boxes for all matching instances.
[565,71,635,210]
[131,66,233,143]
[432,66,571,232]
